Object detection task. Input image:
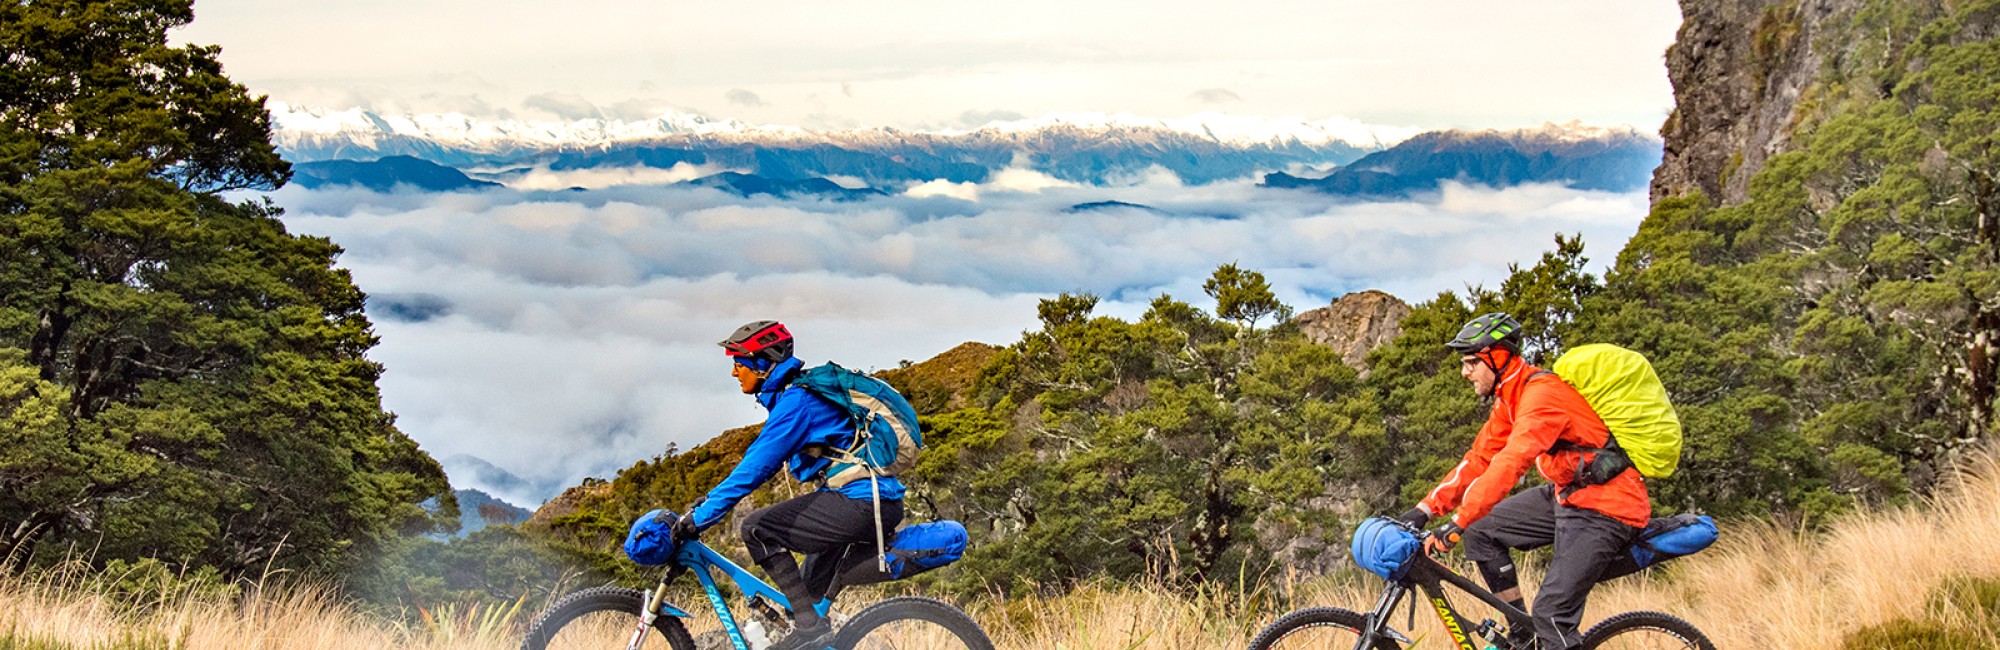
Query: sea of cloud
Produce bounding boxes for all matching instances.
[267,171,1648,507]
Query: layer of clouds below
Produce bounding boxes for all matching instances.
[271,175,1647,507]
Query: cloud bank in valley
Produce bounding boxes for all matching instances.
[270,175,1648,506]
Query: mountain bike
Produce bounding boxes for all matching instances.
[1248,522,1714,650]
[520,530,993,650]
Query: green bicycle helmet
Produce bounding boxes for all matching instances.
[1445,312,1524,353]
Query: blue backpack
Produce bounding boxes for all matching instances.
[1629,513,1719,568]
[791,362,924,488]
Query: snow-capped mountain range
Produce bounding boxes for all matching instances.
[270,102,1661,192]
[271,102,1420,158]
[270,103,1433,186]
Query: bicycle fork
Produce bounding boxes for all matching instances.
[630,581,672,650]
[1359,583,1416,649]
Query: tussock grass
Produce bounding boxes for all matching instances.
[0,560,520,650]
[6,445,1999,649]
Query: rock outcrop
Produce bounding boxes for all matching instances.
[1651,0,1864,206]
[1293,290,1412,371]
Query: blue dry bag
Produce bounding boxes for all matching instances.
[1629,513,1718,568]
[623,509,680,566]
[884,520,968,579]
[1351,517,1422,581]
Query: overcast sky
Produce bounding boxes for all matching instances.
[176,0,1683,131]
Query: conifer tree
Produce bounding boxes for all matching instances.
[0,0,453,577]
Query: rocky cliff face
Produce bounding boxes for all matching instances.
[1652,0,1864,206]
[1293,290,1412,372]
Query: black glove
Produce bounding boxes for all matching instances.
[1395,507,1430,529]
[1425,522,1464,555]
[670,512,702,543]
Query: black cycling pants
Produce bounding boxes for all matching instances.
[740,490,903,622]
[1461,484,1640,650]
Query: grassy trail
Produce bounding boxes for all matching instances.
[7,448,1999,649]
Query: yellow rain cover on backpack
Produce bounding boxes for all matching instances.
[1552,344,1683,478]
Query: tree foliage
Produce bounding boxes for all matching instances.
[1572,0,2000,519]
[0,0,450,579]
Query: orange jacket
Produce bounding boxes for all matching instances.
[1419,359,1651,529]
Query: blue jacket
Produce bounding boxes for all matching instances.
[688,357,906,529]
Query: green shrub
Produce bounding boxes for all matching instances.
[95,558,239,610]
[1840,618,1983,650]
[1926,575,2000,621]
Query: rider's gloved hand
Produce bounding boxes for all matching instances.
[1424,522,1463,555]
[1395,507,1430,529]
[670,512,702,543]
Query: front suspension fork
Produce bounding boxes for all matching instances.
[629,567,683,650]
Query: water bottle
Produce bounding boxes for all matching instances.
[742,618,772,650]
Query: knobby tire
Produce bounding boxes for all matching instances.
[830,596,995,650]
[1246,607,1401,650]
[520,585,697,650]
[1580,611,1716,650]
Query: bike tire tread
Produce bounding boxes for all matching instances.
[1579,610,1715,650]
[521,585,697,650]
[1246,607,1400,650]
[829,595,994,650]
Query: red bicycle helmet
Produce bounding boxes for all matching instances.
[719,320,794,363]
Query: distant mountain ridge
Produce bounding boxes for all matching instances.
[273,106,1663,195]
[271,104,1419,186]
[1262,122,1663,197]
[451,489,531,536]
[290,155,499,192]
[684,171,886,201]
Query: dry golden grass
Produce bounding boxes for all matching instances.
[7,445,2000,649]
[0,565,522,650]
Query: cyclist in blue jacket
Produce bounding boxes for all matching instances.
[673,320,905,650]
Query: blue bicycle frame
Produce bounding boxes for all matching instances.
[630,539,838,650]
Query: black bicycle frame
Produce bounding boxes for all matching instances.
[1354,554,1533,650]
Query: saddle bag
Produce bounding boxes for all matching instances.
[1599,513,1720,581]
[1629,513,1719,568]
[838,520,969,586]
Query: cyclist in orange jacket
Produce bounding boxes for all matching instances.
[1396,313,1649,650]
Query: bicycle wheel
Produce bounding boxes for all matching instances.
[521,586,697,650]
[1580,611,1715,650]
[829,596,994,650]
[1246,607,1401,650]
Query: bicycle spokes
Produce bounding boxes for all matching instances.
[540,609,677,650]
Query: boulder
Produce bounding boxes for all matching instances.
[1294,290,1412,372]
